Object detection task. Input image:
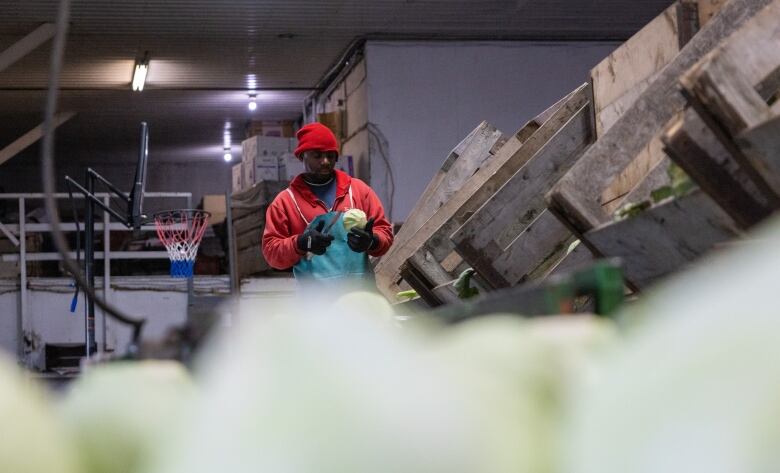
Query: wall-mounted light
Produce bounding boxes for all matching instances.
[132,52,150,92]
[223,151,233,162]
[248,94,257,111]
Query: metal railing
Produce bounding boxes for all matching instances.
[0,191,192,357]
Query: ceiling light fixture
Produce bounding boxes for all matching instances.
[223,152,233,162]
[248,94,257,111]
[132,52,150,92]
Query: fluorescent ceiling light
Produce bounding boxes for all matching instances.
[132,54,149,91]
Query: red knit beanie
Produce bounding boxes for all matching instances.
[294,123,339,158]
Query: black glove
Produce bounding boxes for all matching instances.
[296,221,335,256]
[347,218,377,253]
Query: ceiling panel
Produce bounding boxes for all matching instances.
[0,0,673,166]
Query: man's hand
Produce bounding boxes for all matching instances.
[347,218,377,253]
[296,221,335,256]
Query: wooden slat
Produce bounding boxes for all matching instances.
[399,84,592,297]
[396,122,489,244]
[484,210,574,287]
[590,4,681,137]
[0,112,76,166]
[374,122,503,299]
[451,102,595,288]
[547,0,773,235]
[585,189,740,289]
[0,23,55,73]
[737,113,780,195]
[663,108,774,228]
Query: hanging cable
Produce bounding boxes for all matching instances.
[367,123,396,221]
[41,0,145,353]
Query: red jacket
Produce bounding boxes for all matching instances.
[262,170,394,270]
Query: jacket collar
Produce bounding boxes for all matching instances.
[290,169,352,207]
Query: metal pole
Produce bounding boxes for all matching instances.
[102,196,110,353]
[18,198,27,363]
[84,170,95,357]
[226,189,238,295]
[186,194,194,308]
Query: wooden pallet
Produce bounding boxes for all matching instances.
[581,0,780,289]
[444,0,727,293]
[450,93,596,289]
[374,121,505,300]
[399,84,591,305]
[678,0,780,200]
[547,0,772,236]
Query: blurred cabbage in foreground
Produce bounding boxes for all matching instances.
[563,217,780,473]
[147,286,616,473]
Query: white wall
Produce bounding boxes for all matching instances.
[364,41,618,222]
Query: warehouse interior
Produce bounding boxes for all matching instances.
[2,0,780,471]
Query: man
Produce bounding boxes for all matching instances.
[262,123,393,283]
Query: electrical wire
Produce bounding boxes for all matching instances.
[367,123,396,221]
[41,0,145,353]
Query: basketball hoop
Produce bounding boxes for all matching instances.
[153,209,211,278]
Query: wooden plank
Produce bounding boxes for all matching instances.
[484,210,573,287]
[585,189,740,289]
[663,108,774,228]
[374,91,575,300]
[374,122,503,299]
[0,112,75,166]
[451,102,595,288]
[590,3,681,137]
[737,113,780,195]
[0,23,55,73]
[397,122,487,241]
[547,0,773,235]
[398,84,592,296]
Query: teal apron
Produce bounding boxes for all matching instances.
[288,188,372,283]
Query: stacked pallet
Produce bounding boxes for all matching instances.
[377,0,780,306]
[230,180,288,278]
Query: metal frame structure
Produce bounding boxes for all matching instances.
[0,191,192,359]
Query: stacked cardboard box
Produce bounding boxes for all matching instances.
[238,136,299,191]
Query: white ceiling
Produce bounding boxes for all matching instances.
[0,0,673,165]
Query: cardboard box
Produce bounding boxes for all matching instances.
[242,136,297,183]
[317,111,344,141]
[200,194,227,225]
[231,163,243,192]
[244,120,295,139]
[242,160,255,188]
